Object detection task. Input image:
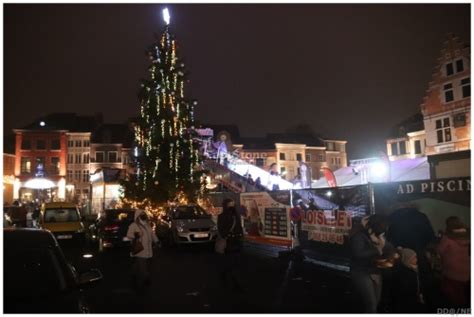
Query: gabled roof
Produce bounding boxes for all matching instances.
[19,113,101,132]
[91,124,134,147]
[237,137,276,150]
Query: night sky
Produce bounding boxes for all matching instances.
[4,4,470,159]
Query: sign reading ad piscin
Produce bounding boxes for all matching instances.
[373,177,470,234]
[240,191,292,247]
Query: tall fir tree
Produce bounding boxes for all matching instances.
[123,11,202,204]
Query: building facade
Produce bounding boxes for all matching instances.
[13,124,68,202]
[324,140,348,171]
[207,125,348,184]
[66,132,92,202]
[421,34,470,156]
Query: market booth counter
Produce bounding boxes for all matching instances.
[90,168,125,215]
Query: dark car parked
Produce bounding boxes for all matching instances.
[89,209,137,252]
[4,228,102,313]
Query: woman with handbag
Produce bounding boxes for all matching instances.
[216,198,244,292]
[126,209,158,294]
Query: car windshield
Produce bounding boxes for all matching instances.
[104,210,134,222]
[44,208,79,223]
[172,206,211,219]
[4,247,67,298]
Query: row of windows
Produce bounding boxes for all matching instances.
[390,140,423,156]
[443,77,470,103]
[67,152,131,164]
[67,170,90,183]
[67,140,90,148]
[21,139,60,150]
[21,157,60,174]
[68,153,90,164]
[93,151,119,163]
[279,152,325,162]
[330,157,342,165]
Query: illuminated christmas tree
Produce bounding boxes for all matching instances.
[123,8,202,204]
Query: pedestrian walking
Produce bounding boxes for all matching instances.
[391,248,425,313]
[216,198,244,292]
[350,215,392,313]
[126,209,158,294]
[436,216,470,308]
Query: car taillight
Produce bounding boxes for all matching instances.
[104,224,119,231]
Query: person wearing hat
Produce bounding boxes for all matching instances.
[391,248,425,312]
[436,216,470,307]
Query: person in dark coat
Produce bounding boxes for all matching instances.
[386,206,437,310]
[392,248,425,313]
[350,215,393,313]
[217,198,244,292]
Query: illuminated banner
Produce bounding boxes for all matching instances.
[240,191,292,247]
[293,185,371,262]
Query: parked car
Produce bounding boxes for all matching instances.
[4,228,103,313]
[39,202,86,247]
[156,205,217,245]
[89,209,137,252]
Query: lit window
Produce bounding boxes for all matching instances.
[461,77,470,98]
[21,157,31,174]
[443,83,454,103]
[51,157,60,174]
[67,170,73,182]
[83,170,89,182]
[436,118,452,144]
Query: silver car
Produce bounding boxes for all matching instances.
[164,205,218,244]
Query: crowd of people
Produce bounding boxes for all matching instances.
[350,212,470,313]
